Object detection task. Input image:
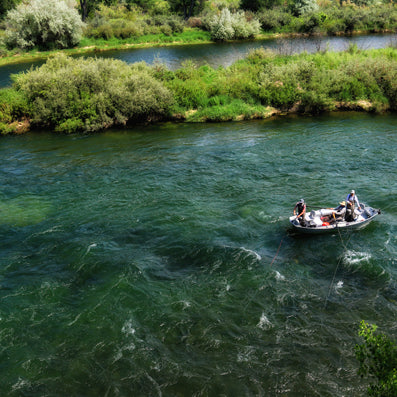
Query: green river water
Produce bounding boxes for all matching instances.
[0,113,396,396]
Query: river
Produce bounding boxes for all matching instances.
[1,33,396,88]
[0,113,396,395]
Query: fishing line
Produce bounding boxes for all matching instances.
[324,227,353,309]
[270,237,284,267]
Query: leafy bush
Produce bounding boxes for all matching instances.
[257,8,292,31]
[246,47,276,63]
[85,7,185,40]
[4,0,84,50]
[290,0,319,17]
[355,321,397,396]
[0,88,30,134]
[13,55,174,132]
[187,99,267,122]
[0,88,29,123]
[206,8,260,41]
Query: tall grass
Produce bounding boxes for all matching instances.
[160,47,397,118]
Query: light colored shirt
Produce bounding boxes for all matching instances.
[346,193,360,207]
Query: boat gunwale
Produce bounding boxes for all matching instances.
[289,205,380,234]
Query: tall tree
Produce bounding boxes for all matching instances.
[79,0,107,21]
[0,0,22,19]
[169,0,199,19]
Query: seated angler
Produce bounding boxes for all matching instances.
[334,201,346,220]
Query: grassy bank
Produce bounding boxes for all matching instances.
[1,47,396,134]
[2,28,394,67]
[0,28,213,67]
[1,2,397,67]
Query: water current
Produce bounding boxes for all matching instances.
[1,33,396,88]
[0,113,396,395]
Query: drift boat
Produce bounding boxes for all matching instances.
[289,203,380,234]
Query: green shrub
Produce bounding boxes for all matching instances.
[4,0,84,50]
[0,121,16,135]
[246,48,276,65]
[258,8,292,32]
[355,321,397,396]
[299,90,334,113]
[0,88,29,123]
[84,5,185,40]
[290,0,319,17]
[300,12,326,34]
[206,8,260,41]
[169,78,209,108]
[187,99,266,122]
[257,62,302,108]
[13,55,174,133]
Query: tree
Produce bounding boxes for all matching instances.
[290,0,319,16]
[240,0,283,12]
[79,0,100,22]
[4,0,85,50]
[206,8,260,41]
[355,321,397,396]
[0,0,21,20]
[169,0,200,20]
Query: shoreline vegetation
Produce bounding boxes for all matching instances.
[0,29,395,68]
[1,46,396,135]
[1,1,397,134]
[1,1,397,66]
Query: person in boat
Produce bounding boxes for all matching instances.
[346,189,360,207]
[333,201,346,221]
[345,190,360,222]
[293,199,306,226]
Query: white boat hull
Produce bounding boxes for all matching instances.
[289,204,380,234]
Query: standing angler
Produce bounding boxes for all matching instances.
[294,199,306,226]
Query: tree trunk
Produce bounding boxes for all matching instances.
[188,0,195,19]
[79,0,87,22]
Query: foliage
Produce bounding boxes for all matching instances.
[187,99,268,121]
[257,8,293,31]
[13,54,174,133]
[0,88,30,134]
[85,4,185,39]
[202,0,241,13]
[168,0,205,20]
[2,48,397,134]
[0,0,21,20]
[0,88,29,123]
[290,0,319,17]
[255,4,397,35]
[240,0,284,12]
[159,48,397,118]
[4,0,84,50]
[206,8,260,41]
[355,321,397,396]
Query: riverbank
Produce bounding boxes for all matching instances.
[0,29,212,67]
[1,28,396,68]
[1,47,396,135]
